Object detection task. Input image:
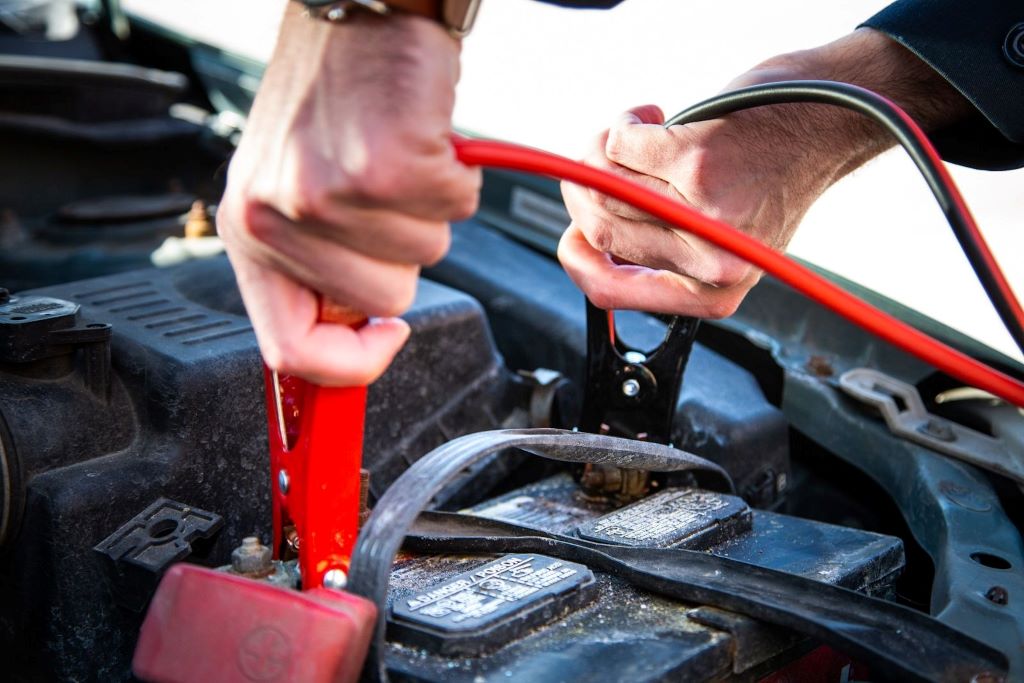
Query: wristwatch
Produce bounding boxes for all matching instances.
[300,0,482,37]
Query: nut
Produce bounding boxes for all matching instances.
[231,536,273,577]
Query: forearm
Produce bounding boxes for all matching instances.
[727,28,973,188]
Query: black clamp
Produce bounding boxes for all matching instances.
[577,300,700,499]
[578,300,699,445]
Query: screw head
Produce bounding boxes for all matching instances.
[984,585,1009,606]
[919,418,956,442]
[621,378,641,398]
[323,568,348,590]
[278,470,290,495]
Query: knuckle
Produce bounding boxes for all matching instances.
[703,294,743,319]
[282,160,337,220]
[421,228,451,266]
[214,201,234,240]
[346,162,404,206]
[259,335,299,375]
[375,273,418,317]
[605,126,627,161]
[580,216,615,253]
[583,282,617,311]
[592,189,614,213]
[238,200,279,246]
[288,179,334,222]
[346,365,380,387]
[704,254,751,289]
[451,191,480,221]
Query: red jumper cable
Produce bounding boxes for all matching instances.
[263,134,1024,593]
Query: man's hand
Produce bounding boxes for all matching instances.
[218,5,480,385]
[559,28,971,318]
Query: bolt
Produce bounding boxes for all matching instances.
[183,200,215,239]
[623,351,646,364]
[984,586,1009,606]
[918,418,956,442]
[285,527,300,553]
[278,469,290,495]
[806,354,834,377]
[323,568,347,590]
[231,536,273,577]
[621,379,641,397]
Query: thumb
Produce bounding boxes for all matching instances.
[623,104,666,126]
[606,104,675,175]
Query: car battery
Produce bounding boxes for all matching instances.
[383,474,904,682]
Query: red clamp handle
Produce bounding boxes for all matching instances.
[264,300,367,590]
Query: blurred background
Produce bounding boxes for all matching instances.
[120,0,1024,362]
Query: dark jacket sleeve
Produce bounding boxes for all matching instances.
[862,0,1024,170]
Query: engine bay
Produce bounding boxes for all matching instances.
[1,11,1023,683]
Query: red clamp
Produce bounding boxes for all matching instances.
[264,300,367,590]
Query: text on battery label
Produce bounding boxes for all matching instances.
[405,555,580,622]
[589,490,730,541]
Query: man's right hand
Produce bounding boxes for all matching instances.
[559,28,971,319]
[218,5,480,386]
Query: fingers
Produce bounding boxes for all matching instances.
[221,202,424,319]
[259,134,482,226]
[218,11,479,385]
[230,253,411,386]
[563,178,755,290]
[604,105,690,178]
[249,198,452,267]
[558,224,761,319]
[333,138,483,223]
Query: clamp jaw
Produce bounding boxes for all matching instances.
[577,300,700,500]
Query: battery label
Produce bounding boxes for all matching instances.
[398,555,588,629]
[576,488,752,549]
[468,495,594,533]
[389,554,596,655]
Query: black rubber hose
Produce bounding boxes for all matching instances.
[665,80,1024,358]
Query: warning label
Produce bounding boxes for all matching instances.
[576,488,751,549]
[389,554,596,655]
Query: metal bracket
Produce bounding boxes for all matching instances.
[839,367,1024,486]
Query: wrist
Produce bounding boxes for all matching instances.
[293,0,478,38]
[717,28,972,190]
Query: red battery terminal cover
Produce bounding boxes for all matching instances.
[133,564,377,683]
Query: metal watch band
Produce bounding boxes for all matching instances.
[300,0,479,37]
